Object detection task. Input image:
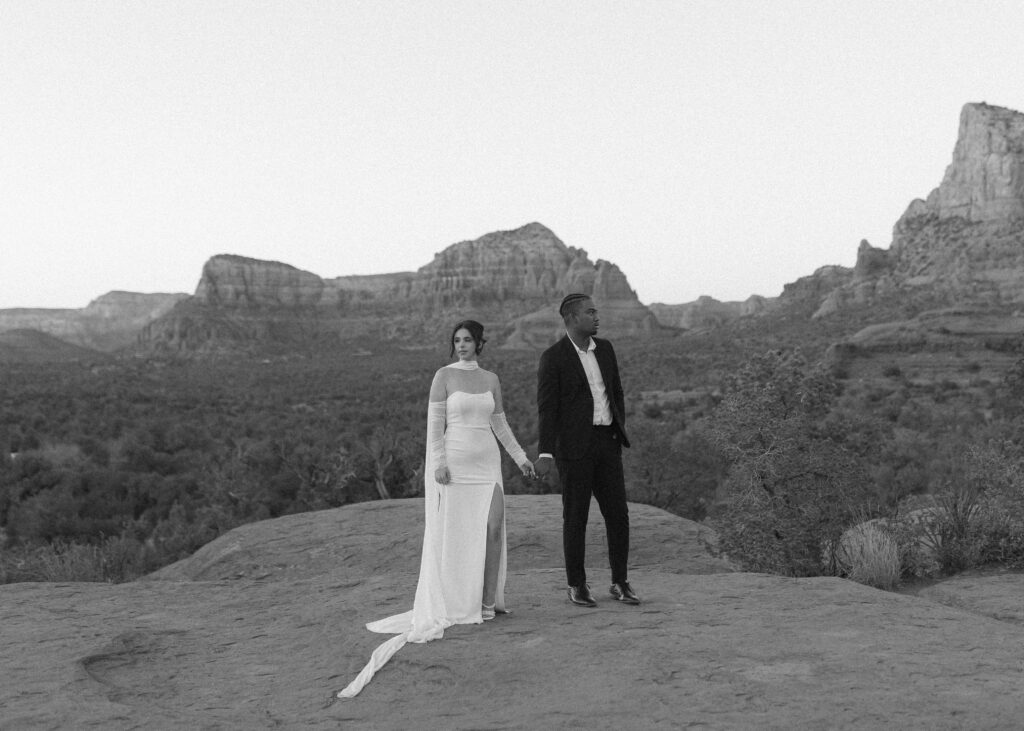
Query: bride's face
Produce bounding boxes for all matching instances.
[453,328,477,361]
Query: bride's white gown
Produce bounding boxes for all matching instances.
[338,381,517,698]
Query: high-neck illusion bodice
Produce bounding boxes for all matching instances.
[448,359,479,370]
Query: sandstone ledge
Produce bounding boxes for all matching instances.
[2,496,1023,730]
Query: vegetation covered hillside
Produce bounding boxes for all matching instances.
[3,309,1024,586]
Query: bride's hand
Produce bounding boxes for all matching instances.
[434,466,450,484]
[518,460,536,479]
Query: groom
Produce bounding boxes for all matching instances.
[535,293,640,608]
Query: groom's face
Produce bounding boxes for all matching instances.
[571,298,599,337]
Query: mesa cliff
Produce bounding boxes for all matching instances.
[6,102,1024,364]
[814,103,1024,317]
[0,292,187,352]
[140,223,660,352]
[808,103,1024,378]
[646,102,1024,386]
[652,103,1024,337]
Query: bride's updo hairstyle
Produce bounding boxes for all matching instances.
[449,319,487,357]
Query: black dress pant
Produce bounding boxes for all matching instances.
[557,425,629,587]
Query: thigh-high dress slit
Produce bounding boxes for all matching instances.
[337,390,506,698]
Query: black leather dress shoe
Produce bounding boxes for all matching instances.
[609,581,641,605]
[567,584,597,607]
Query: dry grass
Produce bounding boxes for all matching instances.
[835,522,902,591]
[0,536,154,584]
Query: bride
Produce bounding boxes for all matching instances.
[338,319,534,698]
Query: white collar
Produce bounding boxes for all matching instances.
[448,359,479,370]
[567,333,595,354]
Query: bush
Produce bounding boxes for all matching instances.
[917,487,983,573]
[889,442,1024,578]
[835,521,901,590]
[707,350,874,576]
[882,364,902,379]
[0,535,157,583]
[625,420,726,521]
[641,402,664,419]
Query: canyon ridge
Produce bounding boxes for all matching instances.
[2,101,1024,374]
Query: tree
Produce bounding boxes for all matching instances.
[274,437,354,511]
[354,426,419,500]
[706,349,873,576]
[625,419,726,520]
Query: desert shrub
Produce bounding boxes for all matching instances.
[143,502,235,566]
[714,443,871,576]
[624,419,726,521]
[641,402,664,419]
[0,535,156,583]
[888,442,1024,577]
[961,442,1024,568]
[884,507,942,579]
[834,521,901,590]
[707,349,874,576]
[917,486,984,573]
[882,364,902,379]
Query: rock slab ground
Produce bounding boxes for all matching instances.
[2,495,1024,730]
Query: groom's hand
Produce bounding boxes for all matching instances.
[535,456,553,478]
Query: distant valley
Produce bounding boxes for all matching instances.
[4,102,1024,590]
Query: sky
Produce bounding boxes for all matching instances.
[3,1,1024,310]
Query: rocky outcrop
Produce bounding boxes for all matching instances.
[502,259,661,348]
[812,243,898,319]
[411,222,594,304]
[914,102,1024,223]
[649,295,774,330]
[0,329,108,363]
[811,104,1024,379]
[808,103,1024,322]
[644,105,1024,331]
[4,496,1024,729]
[826,306,1024,383]
[0,292,187,352]
[853,239,893,280]
[195,256,326,308]
[142,223,661,352]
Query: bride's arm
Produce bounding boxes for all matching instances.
[489,377,533,476]
[427,370,450,484]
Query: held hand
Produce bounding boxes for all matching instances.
[434,466,450,485]
[535,456,553,478]
[518,460,536,479]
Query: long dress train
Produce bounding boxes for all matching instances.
[338,386,517,698]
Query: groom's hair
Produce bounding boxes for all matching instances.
[559,293,590,320]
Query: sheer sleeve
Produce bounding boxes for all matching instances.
[489,412,528,467]
[427,401,447,470]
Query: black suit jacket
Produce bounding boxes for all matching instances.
[537,335,630,460]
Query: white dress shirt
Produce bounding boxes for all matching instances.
[573,336,613,426]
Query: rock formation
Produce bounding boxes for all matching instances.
[0,329,109,363]
[0,292,187,352]
[648,103,1024,336]
[650,295,773,331]
[15,102,1024,360]
[195,255,327,308]
[141,223,661,352]
[915,102,1024,223]
[4,495,1024,729]
[810,103,1024,321]
[805,104,1024,378]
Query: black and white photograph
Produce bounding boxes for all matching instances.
[2,1,1024,728]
